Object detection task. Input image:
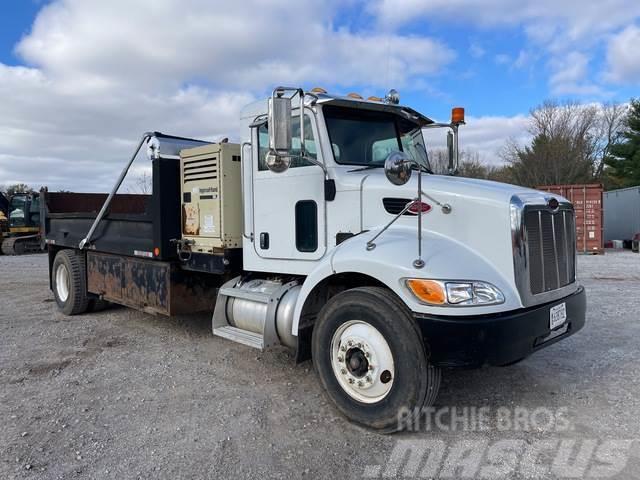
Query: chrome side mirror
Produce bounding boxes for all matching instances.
[265,151,291,173]
[384,151,412,186]
[267,91,292,173]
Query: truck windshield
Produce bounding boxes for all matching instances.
[323,105,431,172]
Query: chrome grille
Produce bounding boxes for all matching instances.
[524,208,576,294]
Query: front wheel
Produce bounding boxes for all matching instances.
[312,287,441,433]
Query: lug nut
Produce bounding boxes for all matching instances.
[368,365,373,370]
[341,346,346,352]
[365,376,372,383]
[357,381,363,387]
[337,356,344,363]
[348,378,354,384]
[347,340,353,346]
[365,352,370,358]
[340,368,347,375]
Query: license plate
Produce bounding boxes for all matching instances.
[549,302,567,330]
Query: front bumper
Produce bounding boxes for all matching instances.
[414,286,586,368]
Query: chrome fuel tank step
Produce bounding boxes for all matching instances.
[213,276,301,350]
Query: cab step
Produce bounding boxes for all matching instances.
[213,325,264,350]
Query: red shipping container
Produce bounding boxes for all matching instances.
[536,184,604,255]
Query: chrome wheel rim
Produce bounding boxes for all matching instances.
[55,263,70,302]
[330,320,395,403]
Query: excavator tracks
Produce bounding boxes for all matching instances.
[1,235,43,255]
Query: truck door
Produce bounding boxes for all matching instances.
[252,113,326,261]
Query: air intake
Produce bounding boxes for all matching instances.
[183,156,218,183]
[383,198,413,215]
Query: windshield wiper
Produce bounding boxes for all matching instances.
[348,164,384,172]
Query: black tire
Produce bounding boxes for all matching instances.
[312,287,441,433]
[52,250,90,316]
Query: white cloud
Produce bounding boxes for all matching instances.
[605,24,640,84]
[15,0,454,91]
[513,50,530,70]
[469,43,485,59]
[0,0,454,191]
[371,0,640,42]
[494,54,510,65]
[370,0,640,96]
[547,51,605,96]
[550,52,589,86]
[493,50,532,71]
[423,114,531,166]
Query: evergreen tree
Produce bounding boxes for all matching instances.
[605,99,640,188]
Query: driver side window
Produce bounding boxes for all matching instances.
[257,115,317,171]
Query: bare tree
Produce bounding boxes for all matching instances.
[428,148,513,182]
[127,171,152,194]
[427,148,450,174]
[594,102,627,179]
[2,183,34,196]
[501,100,625,187]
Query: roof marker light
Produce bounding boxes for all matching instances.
[347,92,363,99]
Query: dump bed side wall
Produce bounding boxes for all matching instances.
[43,158,181,260]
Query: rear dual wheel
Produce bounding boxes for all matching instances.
[312,287,441,433]
[52,250,90,315]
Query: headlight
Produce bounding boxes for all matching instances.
[405,279,504,306]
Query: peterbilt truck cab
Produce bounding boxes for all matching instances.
[46,87,586,432]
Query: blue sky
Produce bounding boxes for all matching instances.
[0,0,639,190]
[0,1,45,65]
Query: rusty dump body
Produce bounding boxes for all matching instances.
[86,252,220,315]
[43,157,241,315]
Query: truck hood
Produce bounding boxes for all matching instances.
[335,169,543,206]
[336,170,560,300]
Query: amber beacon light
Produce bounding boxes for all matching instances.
[451,107,465,125]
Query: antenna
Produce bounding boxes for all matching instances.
[384,33,391,90]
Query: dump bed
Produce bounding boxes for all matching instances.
[43,157,181,260]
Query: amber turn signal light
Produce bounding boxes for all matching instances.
[405,279,446,305]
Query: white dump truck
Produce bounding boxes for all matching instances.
[43,87,586,432]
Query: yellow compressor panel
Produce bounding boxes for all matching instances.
[180,142,242,252]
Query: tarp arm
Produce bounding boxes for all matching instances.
[78,132,152,250]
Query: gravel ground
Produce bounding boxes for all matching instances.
[1,251,639,479]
